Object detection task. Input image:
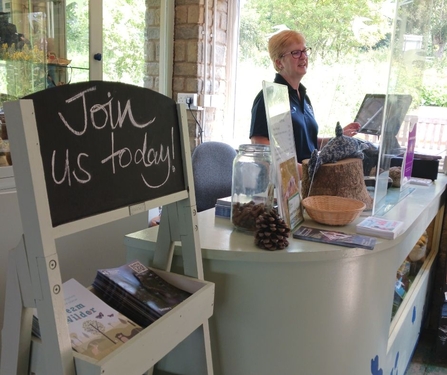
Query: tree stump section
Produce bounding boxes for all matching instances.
[301,158,373,210]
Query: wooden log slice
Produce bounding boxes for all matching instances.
[301,158,373,210]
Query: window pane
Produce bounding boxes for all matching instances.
[235,0,447,148]
[66,0,90,84]
[103,0,146,87]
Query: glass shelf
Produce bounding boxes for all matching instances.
[0,61,89,97]
[391,220,434,322]
[0,0,89,103]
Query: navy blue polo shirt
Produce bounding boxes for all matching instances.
[249,74,319,162]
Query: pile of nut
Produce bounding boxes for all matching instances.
[231,201,265,231]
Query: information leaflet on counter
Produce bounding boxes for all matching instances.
[355,216,404,239]
[293,225,376,250]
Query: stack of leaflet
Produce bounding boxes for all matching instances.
[92,260,191,327]
[215,196,232,218]
[356,216,404,240]
[33,278,142,360]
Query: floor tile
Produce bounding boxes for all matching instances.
[405,329,447,374]
[425,366,447,374]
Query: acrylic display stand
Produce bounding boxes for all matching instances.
[0,81,214,375]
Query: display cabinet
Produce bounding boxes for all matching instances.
[0,0,90,100]
[0,0,174,179]
[0,0,93,175]
[391,225,432,320]
[0,0,173,103]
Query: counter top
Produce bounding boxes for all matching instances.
[125,174,447,263]
[124,175,447,375]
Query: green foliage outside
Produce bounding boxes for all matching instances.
[239,0,387,65]
[420,86,447,107]
[66,0,89,65]
[102,0,145,85]
[66,0,145,86]
[239,0,447,114]
[234,0,447,143]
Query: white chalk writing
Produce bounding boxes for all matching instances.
[57,87,156,136]
[50,85,176,189]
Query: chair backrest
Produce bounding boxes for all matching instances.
[191,141,237,212]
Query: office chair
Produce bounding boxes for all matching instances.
[191,141,237,212]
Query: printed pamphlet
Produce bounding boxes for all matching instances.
[33,278,142,361]
[293,225,376,250]
[93,260,191,327]
[262,81,304,231]
[356,216,404,239]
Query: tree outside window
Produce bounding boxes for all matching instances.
[232,0,447,149]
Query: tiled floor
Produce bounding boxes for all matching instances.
[406,329,447,374]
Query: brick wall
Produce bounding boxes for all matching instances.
[145,0,162,91]
[174,0,229,151]
[144,0,229,153]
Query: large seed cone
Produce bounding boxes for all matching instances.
[255,209,290,250]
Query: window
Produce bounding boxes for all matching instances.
[230,0,447,165]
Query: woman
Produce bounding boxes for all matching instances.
[249,30,360,175]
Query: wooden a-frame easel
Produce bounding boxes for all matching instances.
[0,81,214,375]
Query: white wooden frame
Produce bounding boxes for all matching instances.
[0,85,214,375]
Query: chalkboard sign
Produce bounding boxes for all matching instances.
[24,81,185,227]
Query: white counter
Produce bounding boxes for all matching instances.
[125,176,447,375]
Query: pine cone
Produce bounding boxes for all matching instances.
[254,209,290,250]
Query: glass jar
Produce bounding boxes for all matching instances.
[231,144,272,231]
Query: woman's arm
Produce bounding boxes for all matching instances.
[342,122,361,136]
[318,122,361,148]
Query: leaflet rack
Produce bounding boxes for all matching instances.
[0,81,214,375]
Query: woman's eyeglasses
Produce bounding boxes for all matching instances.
[281,48,312,59]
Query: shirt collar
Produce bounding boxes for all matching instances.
[274,73,307,96]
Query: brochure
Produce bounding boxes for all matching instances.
[93,260,192,327]
[262,81,304,231]
[293,225,376,250]
[33,278,142,361]
[356,216,404,240]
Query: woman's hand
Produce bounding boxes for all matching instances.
[343,122,361,137]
